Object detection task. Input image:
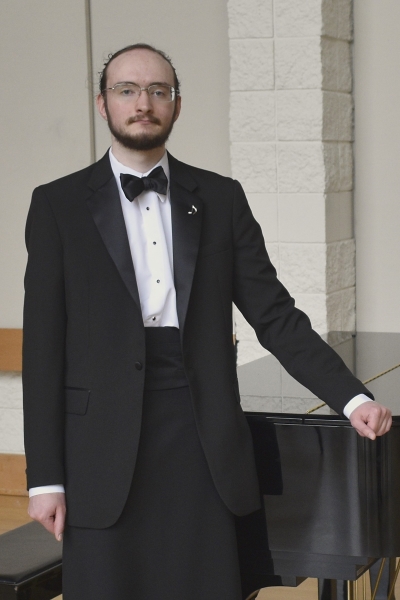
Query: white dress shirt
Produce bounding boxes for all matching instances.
[110,150,179,328]
[28,152,371,497]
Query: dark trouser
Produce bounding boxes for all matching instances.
[62,327,242,600]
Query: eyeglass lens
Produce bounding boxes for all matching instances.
[111,83,174,102]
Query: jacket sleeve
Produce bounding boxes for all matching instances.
[23,187,67,489]
[231,180,373,415]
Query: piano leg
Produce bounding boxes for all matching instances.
[318,579,336,599]
[317,579,348,600]
[319,559,398,600]
[369,557,397,600]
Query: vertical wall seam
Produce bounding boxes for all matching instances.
[85,0,96,164]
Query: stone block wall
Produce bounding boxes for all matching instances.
[228,0,355,366]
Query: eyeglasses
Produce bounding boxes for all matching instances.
[102,82,176,103]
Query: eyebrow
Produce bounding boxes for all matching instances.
[113,80,173,87]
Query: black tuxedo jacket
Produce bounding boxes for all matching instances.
[23,152,372,528]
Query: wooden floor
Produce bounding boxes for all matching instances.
[1,495,398,600]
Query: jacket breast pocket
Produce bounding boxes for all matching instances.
[65,387,91,415]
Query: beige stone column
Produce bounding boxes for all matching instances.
[228,0,355,365]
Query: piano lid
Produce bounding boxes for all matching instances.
[237,332,400,416]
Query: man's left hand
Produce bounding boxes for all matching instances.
[349,401,392,440]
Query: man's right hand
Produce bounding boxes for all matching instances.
[28,492,66,541]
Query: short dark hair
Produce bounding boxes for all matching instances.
[99,43,181,96]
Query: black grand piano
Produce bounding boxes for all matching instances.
[238,332,400,600]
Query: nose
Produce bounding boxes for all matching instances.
[135,88,152,112]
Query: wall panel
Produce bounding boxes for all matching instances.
[353,0,400,332]
[0,0,91,326]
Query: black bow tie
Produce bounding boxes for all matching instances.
[120,166,168,202]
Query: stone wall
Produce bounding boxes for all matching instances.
[228,0,356,366]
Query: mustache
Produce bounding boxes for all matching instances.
[126,115,161,125]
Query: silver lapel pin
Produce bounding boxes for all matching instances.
[188,205,197,215]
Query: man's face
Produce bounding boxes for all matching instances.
[97,49,181,152]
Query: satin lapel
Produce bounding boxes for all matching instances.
[169,155,203,334]
[86,155,141,310]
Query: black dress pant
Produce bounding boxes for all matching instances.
[62,329,242,600]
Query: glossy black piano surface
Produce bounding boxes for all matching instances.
[238,332,400,591]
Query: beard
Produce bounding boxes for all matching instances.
[104,101,177,151]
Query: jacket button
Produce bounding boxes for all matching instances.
[135,362,143,371]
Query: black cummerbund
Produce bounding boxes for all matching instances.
[144,327,188,390]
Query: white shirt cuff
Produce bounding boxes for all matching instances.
[29,485,65,497]
[342,394,373,419]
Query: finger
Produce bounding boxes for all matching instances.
[28,498,58,534]
[375,414,392,436]
[366,407,392,436]
[54,505,66,541]
[385,414,392,432]
[352,409,392,439]
[28,505,53,530]
[352,418,376,440]
[39,514,57,535]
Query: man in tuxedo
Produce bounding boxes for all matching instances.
[23,44,391,600]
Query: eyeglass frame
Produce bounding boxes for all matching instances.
[101,82,178,103]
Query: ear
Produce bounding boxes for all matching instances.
[96,93,108,121]
[173,95,182,123]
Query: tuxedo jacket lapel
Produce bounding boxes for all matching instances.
[168,154,203,334]
[85,152,203,334]
[85,153,141,312]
